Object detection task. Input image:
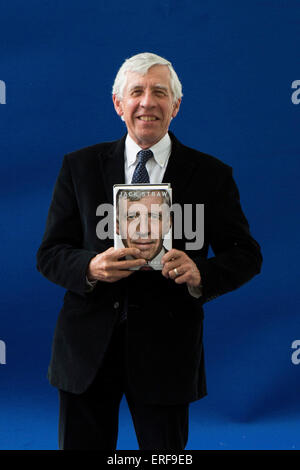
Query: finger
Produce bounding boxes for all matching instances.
[168,266,183,280]
[114,258,147,270]
[162,260,179,275]
[161,249,182,264]
[123,247,144,258]
[162,263,181,279]
[175,268,201,285]
[167,262,196,280]
[109,247,143,261]
[174,272,190,284]
[162,257,187,277]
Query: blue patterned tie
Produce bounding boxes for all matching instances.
[118,149,153,325]
[131,149,153,183]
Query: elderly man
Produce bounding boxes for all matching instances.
[37,52,262,450]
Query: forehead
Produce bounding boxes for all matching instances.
[124,65,172,91]
[120,194,164,209]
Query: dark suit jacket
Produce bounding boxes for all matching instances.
[36,132,262,405]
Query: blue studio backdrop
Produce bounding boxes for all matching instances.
[1,0,299,450]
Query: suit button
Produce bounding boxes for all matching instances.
[113,302,119,309]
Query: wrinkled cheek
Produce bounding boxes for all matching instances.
[150,224,161,239]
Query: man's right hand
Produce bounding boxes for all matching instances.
[87,247,146,283]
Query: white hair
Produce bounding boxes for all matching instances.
[112,52,183,103]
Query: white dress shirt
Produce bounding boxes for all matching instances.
[124,132,171,184]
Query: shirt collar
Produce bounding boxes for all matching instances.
[125,133,171,169]
[148,246,167,270]
[125,247,166,270]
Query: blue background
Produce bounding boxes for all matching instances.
[1,0,299,450]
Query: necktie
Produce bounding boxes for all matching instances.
[131,149,153,183]
[139,265,154,271]
[119,149,153,325]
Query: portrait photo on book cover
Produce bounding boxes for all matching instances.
[113,184,172,270]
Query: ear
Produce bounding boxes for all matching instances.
[113,94,123,117]
[171,98,181,118]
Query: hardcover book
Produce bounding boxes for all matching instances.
[113,183,172,270]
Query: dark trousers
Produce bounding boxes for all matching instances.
[58,322,189,450]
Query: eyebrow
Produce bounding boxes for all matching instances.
[128,84,169,92]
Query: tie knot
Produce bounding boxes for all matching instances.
[137,149,153,165]
[139,265,154,271]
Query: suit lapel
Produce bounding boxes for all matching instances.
[163,132,198,203]
[98,135,126,204]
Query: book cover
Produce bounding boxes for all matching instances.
[113,183,172,270]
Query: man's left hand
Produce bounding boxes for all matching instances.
[162,249,202,288]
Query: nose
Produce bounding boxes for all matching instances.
[136,214,150,237]
[140,89,156,109]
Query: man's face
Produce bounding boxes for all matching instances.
[113,65,181,149]
[117,194,171,261]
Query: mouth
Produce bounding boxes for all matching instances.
[133,241,153,245]
[137,115,159,122]
[133,241,154,249]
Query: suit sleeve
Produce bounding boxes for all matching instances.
[36,155,98,294]
[195,167,262,303]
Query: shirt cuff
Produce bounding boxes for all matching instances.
[187,284,203,298]
[85,276,98,290]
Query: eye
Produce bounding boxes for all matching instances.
[150,213,162,220]
[127,213,140,220]
[155,89,167,97]
[131,89,143,97]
